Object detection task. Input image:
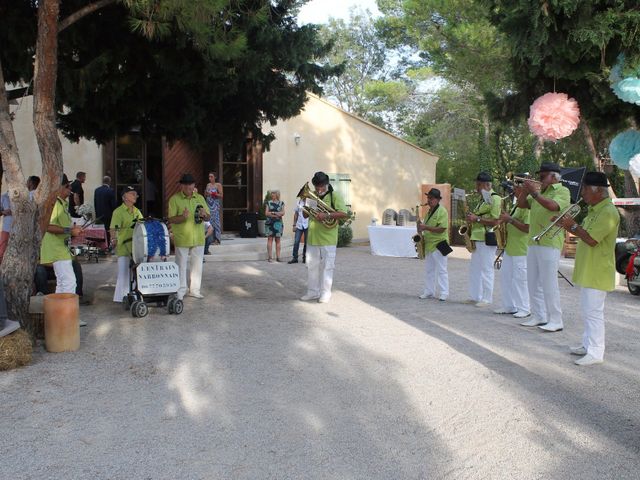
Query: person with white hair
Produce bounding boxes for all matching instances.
[518,162,571,332]
[557,172,619,365]
[110,186,142,303]
[465,172,502,307]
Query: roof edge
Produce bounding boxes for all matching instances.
[307,93,439,160]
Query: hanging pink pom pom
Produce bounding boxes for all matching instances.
[527,92,581,141]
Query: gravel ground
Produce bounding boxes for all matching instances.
[1,245,639,480]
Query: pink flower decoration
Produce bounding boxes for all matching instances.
[527,92,580,141]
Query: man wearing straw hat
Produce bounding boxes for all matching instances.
[557,172,619,365]
[168,173,210,300]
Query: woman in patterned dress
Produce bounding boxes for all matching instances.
[265,190,285,262]
[205,172,223,246]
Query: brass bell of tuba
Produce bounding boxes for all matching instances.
[297,182,339,228]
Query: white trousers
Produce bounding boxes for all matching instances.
[469,241,496,303]
[175,246,204,299]
[500,254,530,314]
[423,249,449,299]
[527,245,562,326]
[113,256,131,302]
[306,245,336,298]
[580,287,607,360]
[53,259,76,294]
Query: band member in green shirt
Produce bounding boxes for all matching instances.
[465,172,501,307]
[299,172,348,304]
[110,186,142,302]
[494,180,530,318]
[557,172,620,366]
[418,188,449,301]
[40,174,81,294]
[168,174,210,300]
[518,162,571,332]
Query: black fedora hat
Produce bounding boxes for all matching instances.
[536,162,561,174]
[476,172,492,182]
[583,171,609,187]
[178,173,196,184]
[425,188,442,199]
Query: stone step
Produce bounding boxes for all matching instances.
[203,237,296,262]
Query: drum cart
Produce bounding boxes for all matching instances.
[122,218,183,318]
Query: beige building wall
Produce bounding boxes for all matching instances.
[263,94,438,239]
[8,95,103,202]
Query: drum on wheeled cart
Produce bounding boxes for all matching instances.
[123,219,183,318]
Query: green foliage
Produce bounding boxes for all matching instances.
[1,1,340,149]
[337,224,353,247]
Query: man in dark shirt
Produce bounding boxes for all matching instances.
[94,175,116,245]
[69,171,86,218]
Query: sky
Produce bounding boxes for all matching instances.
[297,0,381,25]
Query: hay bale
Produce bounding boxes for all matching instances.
[0,329,32,371]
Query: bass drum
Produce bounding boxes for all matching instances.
[132,220,170,264]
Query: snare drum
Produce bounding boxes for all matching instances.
[132,220,170,264]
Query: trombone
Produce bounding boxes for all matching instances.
[532,199,583,243]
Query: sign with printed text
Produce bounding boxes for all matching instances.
[136,262,180,295]
[613,198,640,206]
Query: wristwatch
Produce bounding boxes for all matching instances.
[476,217,481,223]
[569,224,579,233]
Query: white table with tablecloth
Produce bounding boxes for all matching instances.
[368,225,417,258]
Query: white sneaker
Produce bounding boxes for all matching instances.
[438,297,447,302]
[79,320,87,327]
[475,301,491,308]
[569,346,587,356]
[187,292,204,299]
[318,294,331,304]
[574,354,603,366]
[300,294,319,301]
[520,317,546,327]
[418,293,434,299]
[513,311,531,319]
[493,309,517,314]
[539,322,563,332]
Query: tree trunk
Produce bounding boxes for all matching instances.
[580,120,601,171]
[0,0,63,336]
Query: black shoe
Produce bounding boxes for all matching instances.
[302,258,306,264]
[204,250,211,255]
[288,259,298,264]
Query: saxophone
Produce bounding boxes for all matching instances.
[412,203,430,259]
[493,196,510,269]
[458,194,476,253]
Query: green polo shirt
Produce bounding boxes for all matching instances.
[110,203,142,257]
[573,198,620,291]
[505,207,530,257]
[422,204,449,254]
[307,189,347,246]
[40,197,72,264]
[168,191,210,247]
[528,183,571,249]
[470,190,501,241]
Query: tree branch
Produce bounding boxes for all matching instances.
[58,0,118,33]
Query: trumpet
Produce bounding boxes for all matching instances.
[532,199,583,243]
[506,172,542,186]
